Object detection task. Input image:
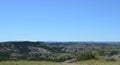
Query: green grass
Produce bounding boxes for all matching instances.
[0,60,120,65]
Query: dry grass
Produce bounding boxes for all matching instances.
[0,60,120,65]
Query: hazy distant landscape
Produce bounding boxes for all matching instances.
[0,41,120,65]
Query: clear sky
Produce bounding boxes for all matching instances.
[0,0,120,42]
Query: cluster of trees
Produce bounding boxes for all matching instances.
[26,53,74,62]
[0,52,97,62]
[0,52,117,62]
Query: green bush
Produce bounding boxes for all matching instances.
[76,52,96,61]
[55,53,74,62]
[105,57,116,62]
[0,56,7,61]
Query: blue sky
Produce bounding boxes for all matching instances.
[0,0,120,41]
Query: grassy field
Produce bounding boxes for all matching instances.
[0,60,120,65]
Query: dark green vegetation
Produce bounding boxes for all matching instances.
[76,52,96,61]
[0,41,120,62]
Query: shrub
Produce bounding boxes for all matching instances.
[55,53,74,62]
[76,52,96,61]
[0,56,7,61]
[105,57,116,62]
